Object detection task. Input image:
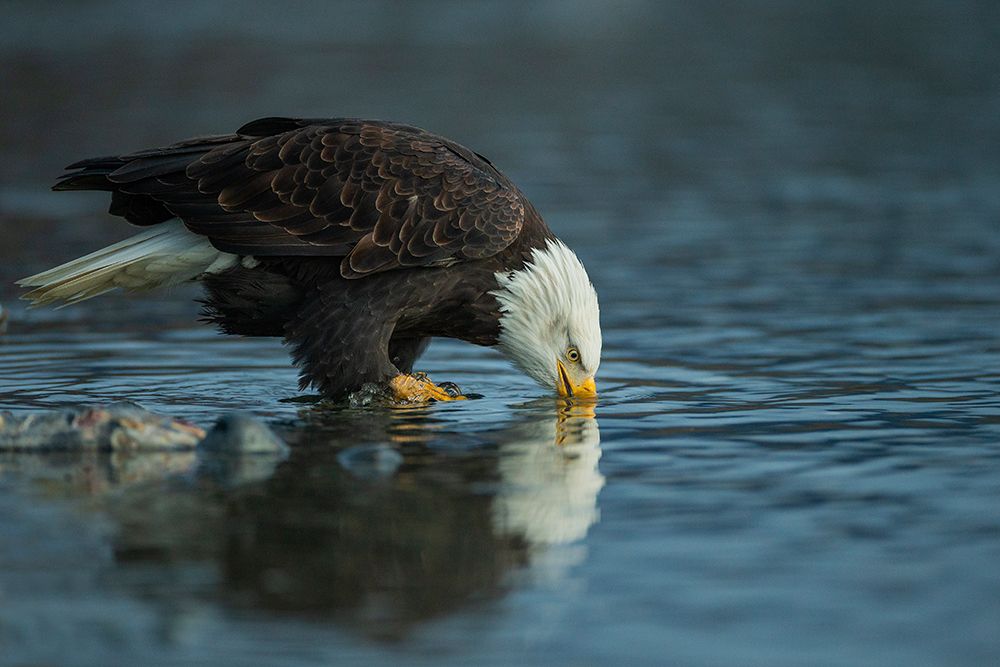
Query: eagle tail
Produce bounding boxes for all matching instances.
[17,220,238,307]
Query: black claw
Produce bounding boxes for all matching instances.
[439,381,462,398]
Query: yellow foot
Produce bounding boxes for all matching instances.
[390,373,467,403]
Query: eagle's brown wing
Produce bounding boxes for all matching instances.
[55,117,527,277]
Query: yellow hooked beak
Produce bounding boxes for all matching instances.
[556,360,597,399]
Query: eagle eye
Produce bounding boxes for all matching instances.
[566,347,580,363]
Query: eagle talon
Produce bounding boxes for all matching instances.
[439,381,463,398]
[390,374,467,403]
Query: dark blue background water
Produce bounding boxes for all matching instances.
[1,2,999,665]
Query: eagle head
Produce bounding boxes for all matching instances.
[492,239,602,399]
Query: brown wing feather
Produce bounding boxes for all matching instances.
[56,117,528,278]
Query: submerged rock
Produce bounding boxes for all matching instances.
[0,401,205,451]
[336,444,404,480]
[197,413,290,486]
[200,413,288,455]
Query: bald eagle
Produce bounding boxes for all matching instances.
[19,117,601,402]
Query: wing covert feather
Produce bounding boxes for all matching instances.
[88,118,527,276]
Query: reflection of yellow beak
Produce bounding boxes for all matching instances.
[555,398,597,445]
[556,360,598,399]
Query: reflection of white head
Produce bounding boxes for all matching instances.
[492,413,604,547]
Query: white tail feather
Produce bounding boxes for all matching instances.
[17,220,238,307]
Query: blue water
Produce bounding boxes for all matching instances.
[1,2,999,665]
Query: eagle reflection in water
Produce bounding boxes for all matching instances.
[102,402,604,640]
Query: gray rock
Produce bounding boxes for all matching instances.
[198,413,288,455]
[196,413,289,486]
[336,444,404,480]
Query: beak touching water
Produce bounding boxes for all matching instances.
[556,360,598,400]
